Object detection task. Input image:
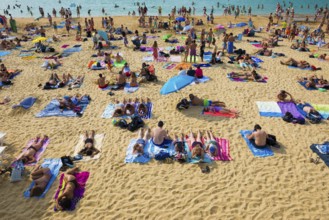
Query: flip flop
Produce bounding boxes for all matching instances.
[201,166,210,174]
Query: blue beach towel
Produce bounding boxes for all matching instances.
[251,56,263,63]
[193,63,212,68]
[63,47,82,53]
[145,139,175,158]
[240,130,274,157]
[310,142,329,167]
[125,139,151,163]
[12,97,37,109]
[0,51,11,57]
[23,158,62,198]
[35,96,90,118]
[298,81,318,90]
[288,66,312,70]
[124,83,139,93]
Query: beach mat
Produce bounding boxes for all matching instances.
[73,134,104,162]
[125,139,151,163]
[310,142,329,167]
[0,51,11,57]
[24,158,62,198]
[240,130,274,157]
[256,101,282,117]
[54,171,90,211]
[35,96,90,118]
[13,137,50,166]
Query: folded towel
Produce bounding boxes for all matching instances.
[54,171,90,211]
[124,83,139,93]
[73,134,104,162]
[310,142,329,167]
[14,137,50,166]
[125,139,151,163]
[24,158,62,198]
[256,101,282,117]
[240,130,274,157]
[277,102,304,119]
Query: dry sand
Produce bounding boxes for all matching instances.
[0,15,328,220]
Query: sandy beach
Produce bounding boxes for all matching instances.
[0,14,328,220]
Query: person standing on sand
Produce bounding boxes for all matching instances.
[152,41,158,61]
[190,40,197,63]
[207,28,214,48]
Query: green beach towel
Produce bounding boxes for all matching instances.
[162,34,172,40]
[113,60,127,68]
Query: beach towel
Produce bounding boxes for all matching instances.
[113,60,127,67]
[184,139,212,164]
[288,66,312,70]
[63,47,82,53]
[256,101,282,117]
[251,56,264,63]
[162,63,177,70]
[124,83,139,93]
[61,44,69,48]
[310,142,329,167]
[169,56,182,63]
[157,56,168,62]
[142,56,154,62]
[174,63,192,70]
[21,55,37,60]
[227,73,267,83]
[202,108,236,118]
[101,102,153,119]
[277,102,304,119]
[298,81,318,90]
[54,171,90,211]
[14,137,50,166]
[145,139,175,158]
[190,76,210,85]
[251,44,262,48]
[35,96,90,118]
[73,134,104,162]
[0,51,11,57]
[296,103,314,118]
[311,104,329,119]
[140,46,153,52]
[193,63,212,68]
[23,158,62,198]
[125,139,151,163]
[12,96,37,109]
[240,130,274,157]
[204,137,232,161]
[19,53,34,57]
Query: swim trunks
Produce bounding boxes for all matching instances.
[203,99,212,107]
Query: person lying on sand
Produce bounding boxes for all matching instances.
[18,135,48,164]
[55,167,80,211]
[113,98,136,117]
[0,96,11,104]
[296,100,322,116]
[133,128,151,155]
[29,165,52,197]
[43,57,61,70]
[78,130,100,157]
[247,124,267,148]
[152,121,171,146]
[204,130,218,158]
[189,94,226,107]
[277,90,294,102]
[173,133,187,163]
[68,75,84,89]
[229,70,263,82]
[280,58,310,69]
[45,73,72,88]
[203,106,239,118]
[189,130,205,160]
[137,98,151,117]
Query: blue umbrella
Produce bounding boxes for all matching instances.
[176,17,185,22]
[160,75,195,95]
[236,22,247,27]
[97,30,109,42]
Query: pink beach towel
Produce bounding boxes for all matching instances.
[54,171,90,211]
[202,110,236,118]
[202,137,232,161]
[13,138,50,166]
[252,44,262,48]
[61,44,69,48]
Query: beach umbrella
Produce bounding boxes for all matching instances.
[160,75,195,95]
[236,22,247,27]
[32,37,47,43]
[97,30,109,42]
[176,17,185,22]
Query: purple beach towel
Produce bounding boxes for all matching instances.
[277,102,304,118]
[54,171,90,211]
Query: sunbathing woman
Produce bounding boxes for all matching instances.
[44,57,61,70]
[280,58,310,69]
[133,128,151,155]
[29,165,52,197]
[189,130,205,160]
[68,75,84,89]
[55,167,80,211]
[130,72,138,87]
[124,99,136,116]
[46,73,72,88]
[113,99,125,117]
[204,130,218,158]
[137,98,151,117]
[189,94,226,108]
[0,96,11,104]
[277,90,294,102]
[79,130,99,157]
[230,70,263,82]
[173,133,187,163]
[297,76,317,89]
[296,100,322,116]
[203,106,239,118]
[18,135,48,164]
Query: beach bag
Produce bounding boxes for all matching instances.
[117,119,128,129]
[176,98,189,110]
[292,117,306,125]
[154,150,171,161]
[266,134,277,146]
[282,112,294,123]
[127,116,144,132]
[307,113,321,124]
[145,73,157,82]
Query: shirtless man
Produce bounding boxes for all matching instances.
[98,74,108,89]
[277,90,294,102]
[29,165,52,197]
[280,58,310,69]
[133,128,151,155]
[55,167,80,211]
[296,100,321,116]
[18,135,48,164]
[189,94,226,107]
[207,28,214,48]
[116,71,126,88]
[247,124,267,148]
[152,121,171,146]
[79,130,99,157]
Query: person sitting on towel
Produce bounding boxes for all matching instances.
[247,124,267,148]
[152,121,171,146]
[277,90,294,102]
[79,130,100,157]
[29,165,52,197]
[189,130,205,160]
[173,134,187,163]
[116,71,126,88]
[195,65,203,79]
[18,135,48,164]
[115,53,123,63]
[55,167,80,211]
[137,98,150,117]
[122,63,131,77]
[98,74,108,89]
[133,128,151,155]
[189,94,226,107]
[186,66,195,77]
[113,99,125,117]
[204,130,218,157]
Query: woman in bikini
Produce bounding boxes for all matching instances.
[79,130,99,157]
[130,72,138,87]
[55,167,80,211]
[189,130,205,160]
[137,98,150,117]
[204,130,218,158]
[133,128,151,155]
[18,135,48,164]
[29,165,52,197]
